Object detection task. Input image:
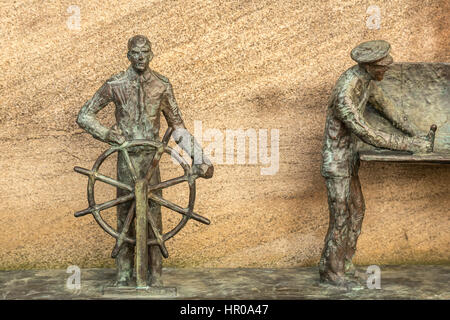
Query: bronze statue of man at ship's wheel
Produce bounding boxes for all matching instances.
[74,35,213,288]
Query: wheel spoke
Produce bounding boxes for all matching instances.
[97,193,135,212]
[121,149,137,182]
[74,167,133,192]
[162,127,174,145]
[75,193,134,217]
[145,148,165,181]
[148,175,187,191]
[145,153,159,181]
[147,192,210,225]
[111,201,136,258]
[146,207,169,258]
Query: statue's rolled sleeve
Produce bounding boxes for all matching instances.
[161,82,185,129]
[77,82,113,142]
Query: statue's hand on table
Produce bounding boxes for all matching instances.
[408,136,433,154]
[408,124,437,154]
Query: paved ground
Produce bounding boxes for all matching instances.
[0,265,448,300]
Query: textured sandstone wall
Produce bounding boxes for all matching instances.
[0,0,448,270]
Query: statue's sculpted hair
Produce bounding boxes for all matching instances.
[128,35,151,51]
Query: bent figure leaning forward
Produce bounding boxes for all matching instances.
[319,40,433,287]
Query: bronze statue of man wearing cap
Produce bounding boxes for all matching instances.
[319,40,433,287]
[77,35,213,287]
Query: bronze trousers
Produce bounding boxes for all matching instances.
[319,173,365,282]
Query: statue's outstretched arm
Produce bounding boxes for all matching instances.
[335,88,426,152]
[368,82,416,136]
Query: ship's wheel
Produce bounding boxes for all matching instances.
[74,128,210,258]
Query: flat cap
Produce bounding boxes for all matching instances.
[350,40,391,64]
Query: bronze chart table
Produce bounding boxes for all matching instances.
[357,62,449,200]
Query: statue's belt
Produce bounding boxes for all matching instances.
[125,145,158,155]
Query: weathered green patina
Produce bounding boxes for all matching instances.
[74,35,213,292]
[319,40,447,289]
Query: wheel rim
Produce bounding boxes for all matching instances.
[75,139,209,251]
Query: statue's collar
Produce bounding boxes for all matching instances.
[354,65,374,81]
[127,66,153,82]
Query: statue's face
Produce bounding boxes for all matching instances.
[365,64,390,81]
[128,44,153,73]
[364,55,393,81]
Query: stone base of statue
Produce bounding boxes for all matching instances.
[102,284,177,298]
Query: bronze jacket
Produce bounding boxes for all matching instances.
[77,66,184,143]
[321,65,415,178]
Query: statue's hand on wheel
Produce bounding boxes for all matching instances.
[192,162,214,179]
[105,126,126,145]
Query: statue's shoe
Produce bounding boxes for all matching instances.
[320,274,365,291]
[149,274,164,287]
[352,270,369,282]
[345,264,369,283]
[114,272,133,287]
[114,279,130,287]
